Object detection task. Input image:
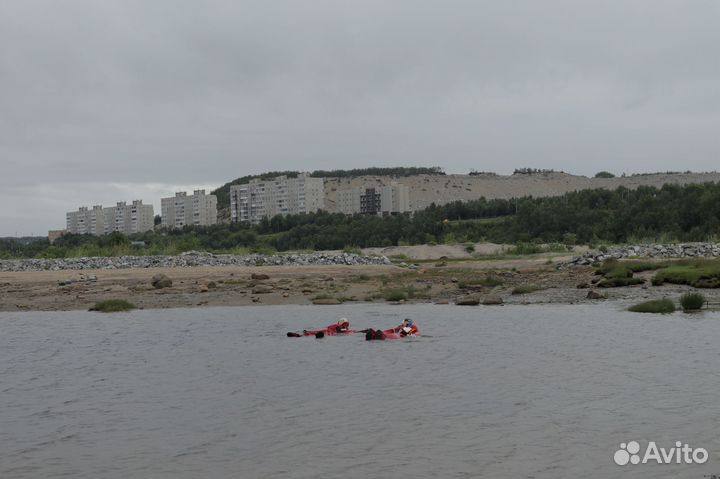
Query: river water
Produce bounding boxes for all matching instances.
[2,304,720,479]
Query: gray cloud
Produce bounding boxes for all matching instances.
[1,0,719,234]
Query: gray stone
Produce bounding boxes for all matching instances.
[151,274,172,289]
[482,295,504,305]
[586,290,607,300]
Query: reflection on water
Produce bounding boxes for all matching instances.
[1,304,720,478]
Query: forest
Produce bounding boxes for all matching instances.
[3,182,720,259]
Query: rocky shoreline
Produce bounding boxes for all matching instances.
[0,251,391,272]
[565,243,720,266]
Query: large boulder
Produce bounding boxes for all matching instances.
[586,290,607,300]
[482,295,504,305]
[456,294,481,306]
[151,274,172,289]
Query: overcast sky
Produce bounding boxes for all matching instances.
[1,0,719,235]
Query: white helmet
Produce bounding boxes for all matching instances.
[337,318,349,326]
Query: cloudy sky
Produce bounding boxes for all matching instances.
[1,0,719,235]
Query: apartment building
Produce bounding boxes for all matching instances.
[161,190,217,229]
[66,205,107,236]
[336,182,410,216]
[65,200,154,236]
[230,174,324,224]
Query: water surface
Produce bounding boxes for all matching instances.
[2,304,719,478]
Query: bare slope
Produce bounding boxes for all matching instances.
[322,171,720,212]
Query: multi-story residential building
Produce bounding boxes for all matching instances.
[335,182,410,216]
[66,205,107,235]
[230,174,324,224]
[104,200,155,235]
[65,200,154,236]
[161,190,217,229]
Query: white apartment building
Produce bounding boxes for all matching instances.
[336,182,410,216]
[66,200,154,236]
[161,190,218,229]
[230,174,325,224]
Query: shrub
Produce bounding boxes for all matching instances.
[90,299,136,313]
[680,292,705,311]
[464,244,475,253]
[383,289,408,302]
[628,298,675,313]
[594,171,616,178]
[509,243,543,255]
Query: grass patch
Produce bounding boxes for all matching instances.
[312,294,352,303]
[382,285,431,302]
[511,285,544,295]
[680,292,706,311]
[652,260,720,287]
[594,259,661,288]
[628,298,676,314]
[89,299,136,313]
[342,246,363,255]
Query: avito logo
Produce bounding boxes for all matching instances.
[614,441,708,466]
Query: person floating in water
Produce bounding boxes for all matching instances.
[365,318,420,340]
[287,318,351,338]
[392,318,419,336]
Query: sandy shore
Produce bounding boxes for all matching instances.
[2,256,715,312]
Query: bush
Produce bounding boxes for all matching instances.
[89,299,136,313]
[628,298,675,313]
[680,292,705,311]
[464,244,475,253]
[594,171,616,178]
[383,289,408,302]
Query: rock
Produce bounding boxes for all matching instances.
[251,273,270,280]
[456,294,480,306]
[451,277,459,283]
[252,285,273,294]
[435,261,447,267]
[151,274,172,289]
[482,295,503,305]
[312,298,341,305]
[282,292,290,298]
[301,288,314,294]
[576,282,589,289]
[0,252,393,272]
[251,296,260,303]
[586,290,607,300]
[206,281,217,289]
[435,300,450,305]
[199,285,209,293]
